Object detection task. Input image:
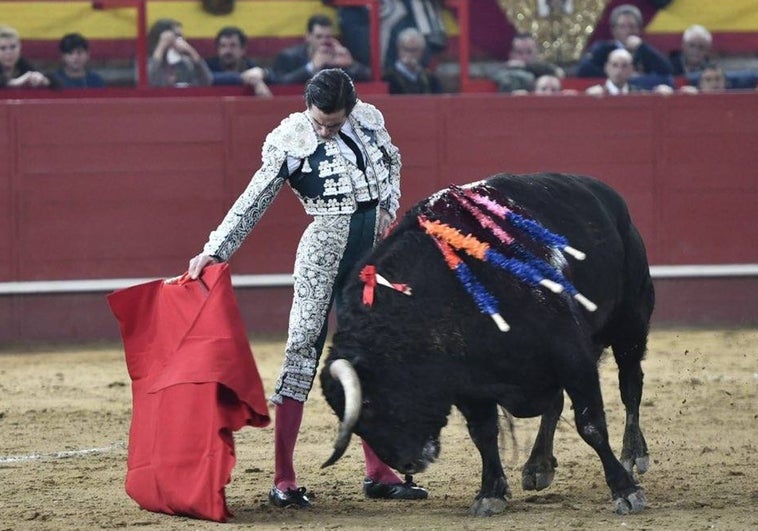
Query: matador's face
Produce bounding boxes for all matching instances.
[308,106,347,140]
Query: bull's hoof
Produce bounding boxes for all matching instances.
[613,489,647,515]
[622,428,649,475]
[521,457,557,491]
[621,454,649,475]
[468,497,508,517]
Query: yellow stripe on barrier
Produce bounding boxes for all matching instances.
[647,0,758,33]
[1,0,335,39]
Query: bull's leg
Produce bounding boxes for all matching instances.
[457,400,509,517]
[612,331,649,475]
[563,368,646,514]
[522,391,562,491]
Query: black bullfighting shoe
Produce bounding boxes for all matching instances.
[268,486,311,508]
[363,478,429,500]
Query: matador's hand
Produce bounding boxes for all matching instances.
[378,209,394,240]
[188,253,218,279]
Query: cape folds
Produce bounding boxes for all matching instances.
[107,263,270,522]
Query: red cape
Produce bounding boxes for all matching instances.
[107,263,270,522]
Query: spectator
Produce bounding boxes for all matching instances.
[272,14,371,85]
[669,24,713,76]
[323,1,448,70]
[50,33,106,89]
[576,3,672,88]
[585,48,637,96]
[0,25,50,88]
[206,26,272,97]
[696,62,727,92]
[683,60,758,92]
[491,33,564,93]
[187,68,426,509]
[382,27,442,94]
[147,18,212,88]
[534,74,563,95]
[382,0,448,69]
[507,33,564,78]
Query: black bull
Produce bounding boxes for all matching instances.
[320,173,655,516]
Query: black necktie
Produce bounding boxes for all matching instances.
[339,131,366,172]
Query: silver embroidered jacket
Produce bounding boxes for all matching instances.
[203,101,401,261]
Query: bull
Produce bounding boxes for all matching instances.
[319,173,654,516]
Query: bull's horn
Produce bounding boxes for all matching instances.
[322,359,362,468]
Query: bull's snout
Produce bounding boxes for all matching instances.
[399,438,440,474]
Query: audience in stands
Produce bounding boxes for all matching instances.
[206,26,272,96]
[669,24,713,76]
[147,18,212,88]
[491,32,565,93]
[272,14,371,85]
[0,25,50,88]
[576,4,672,89]
[382,27,442,94]
[51,33,106,89]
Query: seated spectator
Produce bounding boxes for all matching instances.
[382,0,448,69]
[0,25,50,88]
[147,18,212,88]
[585,48,637,96]
[682,60,758,92]
[576,3,672,87]
[206,26,272,96]
[669,24,713,76]
[534,74,562,95]
[696,62,727,92]
[272,14,371,85]
[323,0,448,70]
[50,33,106,89]
[382,27,442,94]
[491,33,564,93]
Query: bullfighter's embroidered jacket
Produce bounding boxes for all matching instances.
[203,100,401,261]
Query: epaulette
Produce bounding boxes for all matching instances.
[264,112,319,158]
[351,100,385,131]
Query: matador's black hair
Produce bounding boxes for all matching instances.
[305,68,357,115]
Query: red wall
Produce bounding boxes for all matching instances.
[1,92,757,342]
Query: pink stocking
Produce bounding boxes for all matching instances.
[274,398,304,491]
[361,439,402,484]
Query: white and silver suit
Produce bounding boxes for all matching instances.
[202,101,401,404]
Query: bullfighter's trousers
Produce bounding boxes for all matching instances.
[270,206,378,404]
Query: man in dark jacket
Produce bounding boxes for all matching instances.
[205,26,272,96]
[272,14,371,85]
[382,27,442,94]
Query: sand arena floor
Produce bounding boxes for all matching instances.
[1,328,756,530]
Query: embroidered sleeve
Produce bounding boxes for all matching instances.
[203,113,318,260]
[203,146,289,261]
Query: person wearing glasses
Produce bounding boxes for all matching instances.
[187,68,427,508]
[383,27,442,94]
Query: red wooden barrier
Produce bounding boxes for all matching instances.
[1,92,757,342]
